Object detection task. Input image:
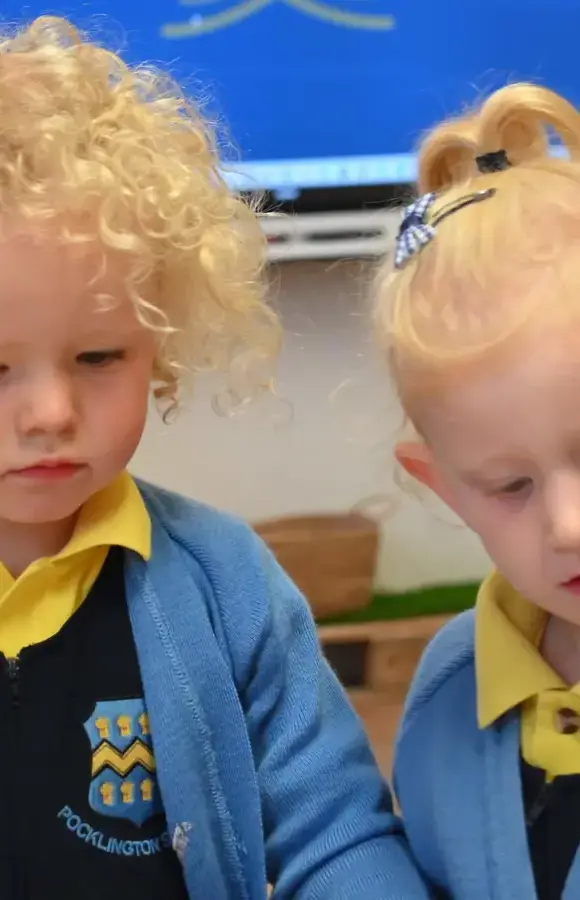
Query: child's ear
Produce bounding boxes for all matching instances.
[395,441,438,489]
[395,439,456,504]
[395,440,459,512]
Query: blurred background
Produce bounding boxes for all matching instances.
[5,0,575,766]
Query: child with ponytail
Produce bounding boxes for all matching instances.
[375,83,580,899]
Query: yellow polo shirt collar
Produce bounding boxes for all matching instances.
[475,570,580,780]
[0,471,151,657]
[63,471,151,561]
[476,570,562,729]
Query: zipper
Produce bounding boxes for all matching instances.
[4,654,25,896]
[525,781,553,829]
[6,657,20,708]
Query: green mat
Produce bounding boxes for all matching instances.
[318,581,478,625]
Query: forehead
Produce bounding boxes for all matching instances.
[0,230,141,337]
[418,331,580,467]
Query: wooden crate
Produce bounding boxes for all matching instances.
[318,614,450,699]
[318,615,452,774]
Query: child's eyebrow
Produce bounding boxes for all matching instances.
[75,323,146,341]
[77,330,135,340]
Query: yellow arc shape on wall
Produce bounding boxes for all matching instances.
[161,0,395,38]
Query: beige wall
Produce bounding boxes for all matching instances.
[130,259,490,591]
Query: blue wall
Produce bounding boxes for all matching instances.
[3,1,578,165]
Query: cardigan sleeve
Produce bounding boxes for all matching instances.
[238,538,432,900]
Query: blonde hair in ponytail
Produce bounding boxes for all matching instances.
[375,83,580,404]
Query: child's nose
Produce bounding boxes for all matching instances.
[546,473,580,550]
[18,373,78,438]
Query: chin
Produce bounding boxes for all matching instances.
[0,485,93,526]
[0,501,83,526]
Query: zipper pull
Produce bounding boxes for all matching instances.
[6,657,20,708]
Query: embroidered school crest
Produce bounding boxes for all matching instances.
[83,699,162,827]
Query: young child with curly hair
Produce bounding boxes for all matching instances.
[0,15,430,900]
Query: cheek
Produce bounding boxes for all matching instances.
[455,491,538,560]
[86,374,150,450]
[447,485,507,536]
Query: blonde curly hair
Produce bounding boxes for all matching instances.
[0,15,281,414]
[375,83,580,408]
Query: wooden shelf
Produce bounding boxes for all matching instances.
[318,613,452,697]
[317,613,452,643]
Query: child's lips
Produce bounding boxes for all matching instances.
[561,575,580,594]
[8,461,85,480]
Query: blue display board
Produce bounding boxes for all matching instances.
[3,1,578,189]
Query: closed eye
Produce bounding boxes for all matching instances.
[77,350,126,367]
